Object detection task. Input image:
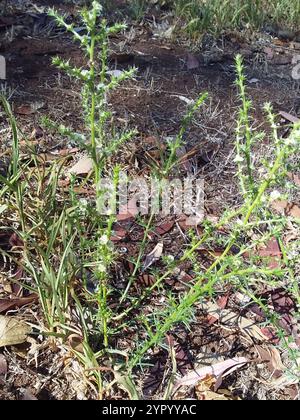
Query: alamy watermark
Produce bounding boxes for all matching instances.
[96,172,204,226]
[292,54,300,80]
[0,55,6,80]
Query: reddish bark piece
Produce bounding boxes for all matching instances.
[110,227,127,242]
[138,274,156,287]
[117,198,139,221]
[217,294,229,310]
[258,238,282,269]
[207,314,218,325]
[0,294,38,314]
[154,220,175,236]
[260,327,280,344]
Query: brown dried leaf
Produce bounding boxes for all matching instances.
[279,111,300,124]
[138,274,156,287]
[67,156,93,177]
[168,334,193,375]
[255,345,285,378]
[0,315,31,347]
[15,101,45,115]
[201,301,270,342]
[272,200,300,218]
[117,198,139,221]
[143,242,163,270]
[153,220,175,236]
[174,357,248,390]
[195,375,234,400]
[0,294,38,314]
[111,226,128,242]
[258,237,282,269]
[287,172,300,187]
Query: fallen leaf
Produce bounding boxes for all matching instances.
[57,147,79,157]
[279,110,300,124]
[271,289,296,315]
[255,345,285,378]
[15,101,45,115]
[195,375,236,400]
[272,200,300,218]
[153,220,175,236]
[0,315,31,347]
[107,69,124,78]
[143,359,165,397]
[201,301,270,342]
[270,289,296,334]
[143,242,163,270]
[0,204,7,215]
[117,198,139,221]
[217,294,229,310]
[68,334,84,353]
[263,329,280,346]
[258,237,282,269]
[177,215,203,232]
[248,78,260,84]
[67,156,93,177]
[0,294,38,314]
[111,226,128,242]
[174,357,248,390]
[138,274,156,287]
[287,172,300,187]
[30,127,44,139]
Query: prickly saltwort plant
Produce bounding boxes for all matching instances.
[127,55,300,371]
[49,1,136,348]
